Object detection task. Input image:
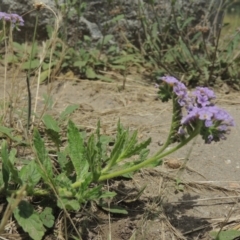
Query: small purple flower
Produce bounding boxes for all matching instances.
[205,119,213,127]
[181,107,199,125]
[198,107,214,120]
[0,12,10,21]
[193,87,215,100]
[192,87,215,107]
[209,106,234,126]
[217,125,228,131]
[196,94,210,107]
[161,76,179,85]
[173,82,187,96]
[10,13,24,26]
[0,12,24,27]
[161,76,191,107]
[207,134,214,144]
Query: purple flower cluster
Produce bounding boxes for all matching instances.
[159,76,234,143]
[0,12,24,27]
[192,87,215,107]
[161,76,190,106]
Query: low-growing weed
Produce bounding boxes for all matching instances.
[0,1,239,239]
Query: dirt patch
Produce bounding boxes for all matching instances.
[1,69,240,239]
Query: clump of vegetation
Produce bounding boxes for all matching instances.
[0,1,239,239]
[3,0,240,88]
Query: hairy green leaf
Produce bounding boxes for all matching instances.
[109,131,127,164]
[57,198,80,211]
[98,202,128,214]
[33,129,53,180]
[100,191,117,199]
[1,140,10,188]
[86,67,96,79]
[96,74,113,82]
[102,34,113,45]
[59,104,79,122]
[67,120,88,180]
[73,60,87,68]
[40,207,55,228]
[19,161,41,188]
[110,14,124,23]
[42,114,60,132]
[22,59,40,70]
[12,200,45,240]
[0,125,24,143]
[210,230,240,240]
[40,69,50,83]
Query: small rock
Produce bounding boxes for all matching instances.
[166,158,181,169]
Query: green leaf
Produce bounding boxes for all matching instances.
[46,129,61,150]
[0,143,22,185]
[100,191,117,199]
[42,114,60,132]
[118,130,138,160]
[40,69,50,83]
[110,14,124,23]
[98,202,128,214]
[101,34,113,45]
[19,161,41,187]
[1,140,10,188]
[42,93,53,109]
[123,137,151,161]
[40,207,54,228]
[109,131,127,165]
[210,230,240,240]
[22,59,40,70]
[6,154,22,185]
[13,42,25,53]
[86,67,96,79]
[57,198,80,211]
[33,129,53,180]
[59,104,79,122]
[107,45,117,54]
[110,64,126,70]
[42,114,61,149]
[86,134,100,180]
[55,173,72,190]
[12,200,45,240]
[96,74,113,82]
[84,185,103,201]
[5,53,19,64]
[30,42,38,57]
[0,125,24,143]
[9,148,17,164]
[67,120,88,180]
[74,60,87,68]
[0,171,4,190]
[112,55,135,64]
[180,17,195,30]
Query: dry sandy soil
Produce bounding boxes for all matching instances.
[1,68,240,240]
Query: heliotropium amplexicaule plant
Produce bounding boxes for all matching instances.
[158,76,234,143]
[99,76,234,181]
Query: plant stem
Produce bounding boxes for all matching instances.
[98,125,201,182]
[26,11,39,130]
